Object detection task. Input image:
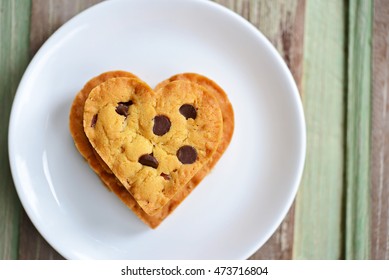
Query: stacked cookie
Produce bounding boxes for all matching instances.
[69,71,234,228]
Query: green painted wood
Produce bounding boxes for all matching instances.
[214,0,306,260]
[293,0,347,259]
[345,0,372,260]
[0,0,31,259]
[371,0,389,260]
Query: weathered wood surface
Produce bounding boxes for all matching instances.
[0,0,31,260]
[2,0,388,260]
[293,0,347,259]
[345,0,372,260]
[371,0,389,260]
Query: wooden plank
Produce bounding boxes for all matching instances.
[345,0,372,260]
[371,0,389,260]
[214,0,306,260]
[0,0,31,260]
[293,0,347,259]
[18,0,103,260]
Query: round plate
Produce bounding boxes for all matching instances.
[9,0,305,259]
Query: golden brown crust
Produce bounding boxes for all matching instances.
[69,71,234,228]
[69,71,138,178]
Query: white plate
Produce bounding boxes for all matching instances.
[9,0,305,259]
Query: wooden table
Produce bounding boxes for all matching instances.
[0,0,387,260]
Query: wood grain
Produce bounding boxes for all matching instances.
[345,0,372,260]
[371,0,389,260]
[293,0,347,259]
[18,214,63,260]
[214,0,306,260]
[18,0,103,260]
[0,0,31,260]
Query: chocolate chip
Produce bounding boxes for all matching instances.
[138,154,159,169]
[177,145,197,164]
[179,104,197,119]
[153,115,171,136]
[91,114,98,128]
[160,173,171,180]
[115,101,133,117]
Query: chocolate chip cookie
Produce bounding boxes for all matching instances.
[69,71,234,227]
[83,77,224,215]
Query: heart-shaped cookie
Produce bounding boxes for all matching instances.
[69,71,234,228]
[83,77,223,215]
